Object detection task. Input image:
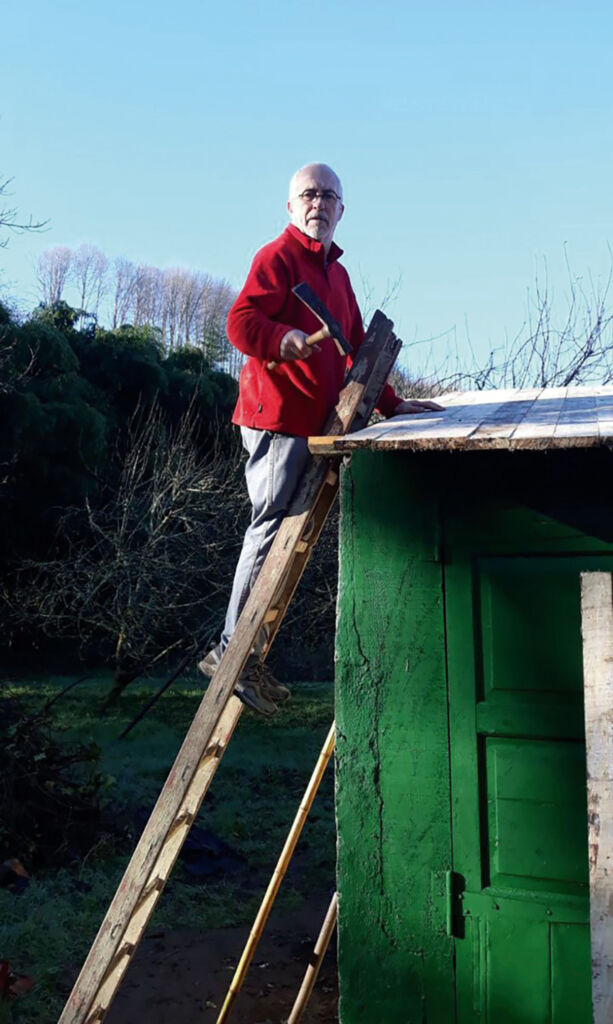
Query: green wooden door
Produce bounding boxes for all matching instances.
[445,537,610,1022]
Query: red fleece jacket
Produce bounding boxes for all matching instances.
[227,224,401,437]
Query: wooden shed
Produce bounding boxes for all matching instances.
[311,385,613,1024]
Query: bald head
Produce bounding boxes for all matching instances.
[287,163,345,254]
[288,163,343,202]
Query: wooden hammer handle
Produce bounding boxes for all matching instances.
[267,326,330,371]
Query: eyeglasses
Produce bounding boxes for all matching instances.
[294,189,342,204]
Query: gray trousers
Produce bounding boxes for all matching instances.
[220,427,311,653]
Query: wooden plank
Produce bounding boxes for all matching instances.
[580,571,613,1024]
[502,385,567,446]
[553,389,600,446]
[357,385,564,452]
[309,388,511,455]
[468,388,544,442]
[311,384,613,455]
[59,309,401,1024]
[597,389,613,443]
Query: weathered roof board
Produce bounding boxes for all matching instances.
[308,384,613,454]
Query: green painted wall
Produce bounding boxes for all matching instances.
[335,447,613,1024]
[335,452,454,1023]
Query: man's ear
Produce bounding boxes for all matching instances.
[338,203,345,221]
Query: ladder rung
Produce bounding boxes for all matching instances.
[57,309,400,1024]
[99,942,135,987]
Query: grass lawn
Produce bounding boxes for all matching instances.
[0,672,335,1024]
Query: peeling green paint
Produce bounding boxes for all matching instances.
[336,452,453,1023]
[335,448,613,1023]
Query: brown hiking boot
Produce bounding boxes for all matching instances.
[197,646,279,717]
[234,664,279,717]
[257,666,291,704]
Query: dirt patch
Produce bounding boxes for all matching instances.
[107,897,338,1024]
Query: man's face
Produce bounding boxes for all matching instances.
[287,167,344,251]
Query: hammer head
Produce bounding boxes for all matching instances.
[292,282,353,356]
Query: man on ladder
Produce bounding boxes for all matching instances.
[198,161,442,714]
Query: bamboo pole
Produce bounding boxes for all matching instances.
[287,891,338,1024]
[215,722,336,1024]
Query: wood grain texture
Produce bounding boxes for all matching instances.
[580,571,613,1024]
[309,383,613,454]
[597,389,613,442]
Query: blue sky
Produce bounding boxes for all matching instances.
[2,0,612,370]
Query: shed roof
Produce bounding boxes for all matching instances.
[309,384,613,455]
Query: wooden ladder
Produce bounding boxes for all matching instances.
[58,310,401,1024]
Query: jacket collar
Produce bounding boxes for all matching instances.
[284,223,343,265]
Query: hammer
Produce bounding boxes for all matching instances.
[267,282,353,370]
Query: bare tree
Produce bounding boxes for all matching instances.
[196,278,238,372]
[401,256,613,396]
[111,257,138,328]
[36,246,73,306]
[133,264,164,328]
[158,268,213,350]
[357,269,403,329]
[161,267,185,351]
[180,270,211,347]
[0,176,48,249]
[495,260,613,388]
[32,239,239,363]
[11,405,247,705]
[70,244,108,317]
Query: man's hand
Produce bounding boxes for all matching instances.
[393,398,445,415]
[279,329,320,361]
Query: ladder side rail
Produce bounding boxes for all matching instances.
[80,697,245,1022]
[58,311,399,1024]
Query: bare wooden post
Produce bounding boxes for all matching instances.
[580,571,613,1024]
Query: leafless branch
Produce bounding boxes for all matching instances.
[10,403,248,704]
[0,176,48,248]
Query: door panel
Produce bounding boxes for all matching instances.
[486,917,550,1024]
[486,737,588,888]
[480,559,584,696]
[458,912,591,1024]
[445,549,609,1022]
[551,923,592,1024]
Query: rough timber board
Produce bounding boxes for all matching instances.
[554,388,599,444]
[308,383,613,454]
[597,389,613,439]
[469,387,543,439]
[580,572,613,1024]
[509,385,568,442]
